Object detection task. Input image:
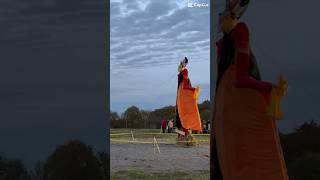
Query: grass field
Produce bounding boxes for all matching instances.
[110,128,210,144]
[111,128,210,179]
[111,170,209,180]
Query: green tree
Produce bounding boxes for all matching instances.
[30,160,45,180]
[279,120,320,179]
[198,100,210,112]
[110,111,122,128]
[295,120,319,133]
[287,152,320,180]
[117,100,211,129]
[43,140,103,180]
[97,152,109,179]
[141,110,151,129]
[110,112,120,121]
[200,109,210,127]
[123,106,143,128]
[0,156,31,180]
[281,120,320,164]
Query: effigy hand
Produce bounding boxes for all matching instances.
[276,75,288,97]
[267,75,288,120]
[193,85,200,99]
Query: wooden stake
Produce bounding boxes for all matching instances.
[131,130,135,141]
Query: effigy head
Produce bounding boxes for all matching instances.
[218,0,250,33]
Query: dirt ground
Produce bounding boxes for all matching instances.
[110,142,210,173]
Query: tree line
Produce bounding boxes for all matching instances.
[110,100,211,129]
[280,120,320,179]
[0,140,109,180]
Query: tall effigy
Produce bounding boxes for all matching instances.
[175,57,202,141]
[212,0,289,179]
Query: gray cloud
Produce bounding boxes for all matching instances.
[110,0,210,73]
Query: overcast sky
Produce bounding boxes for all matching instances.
[111,0,320,133]
[0,0,107,167]
[110,0,210,114]
[212,0,320,133]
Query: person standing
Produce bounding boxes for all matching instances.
[160,117,167,133]
[167,119,174,133]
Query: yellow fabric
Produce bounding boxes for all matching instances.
[214,65,288,180]
[193,86,200,99]
[267,76,288,120]
[177,83,202,131]
[277,75,288,97]
[222,15,238,34]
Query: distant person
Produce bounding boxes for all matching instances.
[160,117,167,133]
[206,120,210,132]
[167,119,174,133]
[203,124,208,134]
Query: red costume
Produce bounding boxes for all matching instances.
[181,69,196,92]
[161,118,167,129]
[216,23,272,94]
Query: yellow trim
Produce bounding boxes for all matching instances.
[267,76,288,120]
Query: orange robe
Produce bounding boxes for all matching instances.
[176,69,202,131]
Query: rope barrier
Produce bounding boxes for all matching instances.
[110,132,210,136]
[110,138,210,144]
[110,130,210,144]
